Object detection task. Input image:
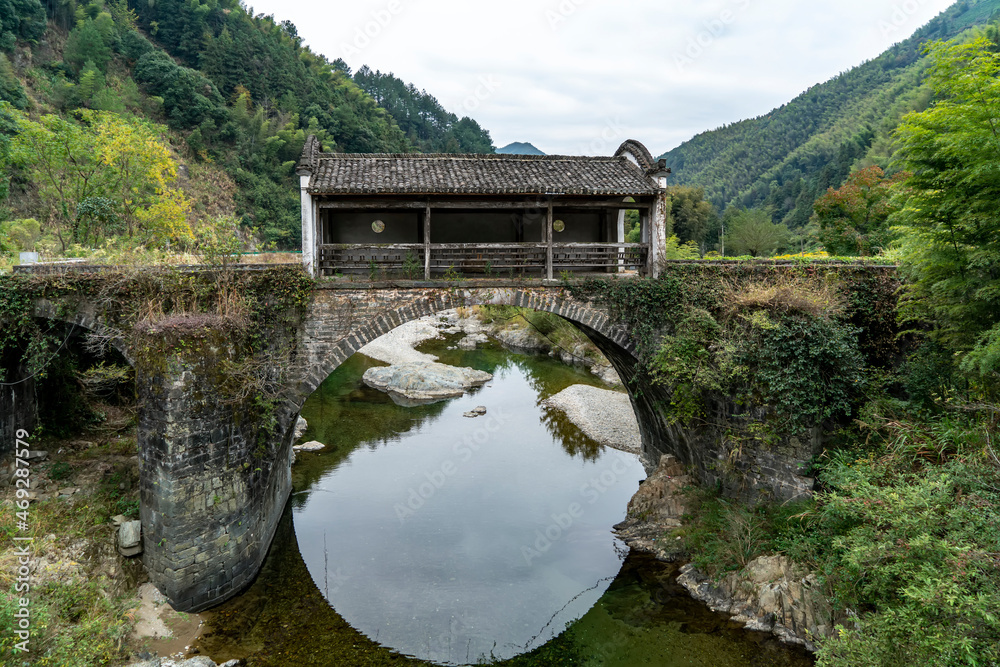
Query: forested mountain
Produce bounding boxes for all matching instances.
[353,67,493,154]
[659,0,1000,230]
[0,0,494,248]
[497,142,545,155]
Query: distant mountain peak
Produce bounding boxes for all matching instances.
[497,142,546,156]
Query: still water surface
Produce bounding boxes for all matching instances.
[294,344,643,664]
[197,336,814,666]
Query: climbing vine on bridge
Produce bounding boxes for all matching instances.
[0,266,314,452]
[571,261,901,437]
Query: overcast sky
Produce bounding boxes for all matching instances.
[244,0,958,156]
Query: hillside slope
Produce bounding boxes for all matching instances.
[0,0,494,248]
[353,67,493,154]
[660,0,1000,228]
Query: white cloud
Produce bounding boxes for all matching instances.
[244,0,958,155]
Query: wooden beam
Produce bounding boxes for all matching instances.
[316,242,646,250]
[546,202,554,281]
[317,199,653,211]
[424,204,431,281]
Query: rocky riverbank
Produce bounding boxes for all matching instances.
[126,657,241,667]
[613,454,837,652]
[358,308,623,387]
[676,556,839,652]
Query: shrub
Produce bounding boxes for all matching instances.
[813,438,1000,667]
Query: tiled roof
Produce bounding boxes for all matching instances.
[298,140,665,197]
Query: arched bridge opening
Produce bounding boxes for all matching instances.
[0,262,900,614]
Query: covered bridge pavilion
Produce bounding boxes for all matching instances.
[297,138,670,280]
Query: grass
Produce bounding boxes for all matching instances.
[723,271,847,319]
[675,487,818,576]
[0,402,144,666]
[0,494,140,666]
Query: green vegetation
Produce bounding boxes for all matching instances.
[722,208,790,258]
[575,264,896,431]
[0,0,492,255]
[814,166,908,257]
[0,440,142,666]
[661,0,1000,242]
[575,256,998,666]
[616,34,1000,666]
[0,2,998,665]
[662,185,719,252]
[8,108,191,251]
[891,36,1000,384]
[353,66,494,154]
[0,265,313,455]
[678,405,1000,667]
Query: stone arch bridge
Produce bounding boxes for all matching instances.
[1,267,897,612]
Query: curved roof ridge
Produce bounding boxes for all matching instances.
[296,135,322,175]
[614,140,656,172]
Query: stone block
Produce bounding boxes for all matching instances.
[118,521,142,557]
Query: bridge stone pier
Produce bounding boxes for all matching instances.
[4,266,895,613]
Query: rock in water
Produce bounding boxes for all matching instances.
[293,415,308,441]
[293,441,326,452]
[463,406,488,418]
[495,327,545,352]
[457,333,489,350]
[363,362,493,406]
[541,384,640,454]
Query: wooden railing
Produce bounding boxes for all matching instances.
[318,244,426,272]
[317,243,647,277]
[552,243,647,270]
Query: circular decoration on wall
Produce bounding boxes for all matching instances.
[553,220,566,233]
[372,220,386,234]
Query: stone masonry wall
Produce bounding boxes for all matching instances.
[0,368,35,456]
[137,327,293,612]
[18,275,865,612]
[576,322,817,503]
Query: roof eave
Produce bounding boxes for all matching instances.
[306,189,657,197]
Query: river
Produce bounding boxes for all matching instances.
[195,333,814,667]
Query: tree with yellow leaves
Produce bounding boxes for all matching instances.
[86,110,192,245]
[8,106,192,250]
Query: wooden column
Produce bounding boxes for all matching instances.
[546,202,554,280]
[424,204,432,281]
[313,199,321,277]
[617,209,626,274]
[641,209,651,276]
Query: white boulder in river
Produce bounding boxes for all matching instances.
[363,362,493,406]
